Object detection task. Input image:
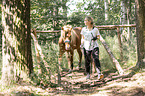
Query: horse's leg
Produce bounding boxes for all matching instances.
[70,51,74,71]
[58,50,65,69]
[58,37,65,69]
[91,56,96,75]
[77,48,82,70]
[66,51,74,72]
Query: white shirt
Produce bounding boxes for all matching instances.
[81,27,100,50]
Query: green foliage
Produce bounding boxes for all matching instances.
[67,12,86,27]
[30,0,136,36]
[31,39,69,85]
[31,0,68,30]
[99,33,137,71]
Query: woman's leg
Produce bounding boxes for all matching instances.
[92,47,103,79]
[83,48,92,74]
[92,47,101,72]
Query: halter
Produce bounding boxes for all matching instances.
[64,40,71,43]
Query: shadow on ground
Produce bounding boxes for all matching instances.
[43,67,145,96]
[2,66,144,96]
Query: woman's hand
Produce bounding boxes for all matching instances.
[92,36,98,41]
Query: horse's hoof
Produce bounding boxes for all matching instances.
[69,69,72,73]
[86,73,90,79]
[79,67,82,70]
[84,72,87,75]
[76,66,81,70]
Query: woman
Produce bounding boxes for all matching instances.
[81,16,104,80]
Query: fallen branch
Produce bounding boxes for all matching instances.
[100,35,124,75]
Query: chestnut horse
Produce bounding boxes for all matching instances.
[58,25,82,72]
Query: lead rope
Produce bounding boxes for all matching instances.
[89,27,95,50]
[90,32,95,49]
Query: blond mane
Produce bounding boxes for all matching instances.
[61,25,72,38]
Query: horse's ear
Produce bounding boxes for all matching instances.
[61,27,64,30]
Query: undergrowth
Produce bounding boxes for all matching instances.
[98,35,137,71]
[0,34,137,89]
[30,34,137,85]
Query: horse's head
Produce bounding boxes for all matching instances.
[61,25,72,50]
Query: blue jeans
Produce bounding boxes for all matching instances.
[83,47,101,74]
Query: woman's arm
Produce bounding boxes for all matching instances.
[81,35,84,44]
[95,28,100,40]
[80,34,84,48]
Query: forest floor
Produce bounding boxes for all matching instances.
[0,67,145,96]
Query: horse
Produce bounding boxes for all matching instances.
[58,25,82,72]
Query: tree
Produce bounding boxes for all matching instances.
[1,0,33,85]
[31,0,68,30]
[104,0,108,21]
[135,0,145,68]
[120,0,126,25]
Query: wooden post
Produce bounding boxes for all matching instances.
[33,30,61,85]
[57,62,61,86]
[31,29,42,74]
[31,29,52,81]
[31,29,48,65]
[117,27,123,61]
[100,35,124,75]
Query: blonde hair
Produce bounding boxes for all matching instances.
[85,16,94,25]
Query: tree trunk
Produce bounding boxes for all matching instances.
[1,0,33,85]
[120,0,126,24]
[122,0,132,41]
[104,0,108,21]
[127,0,131,41]
[135,0,145,68]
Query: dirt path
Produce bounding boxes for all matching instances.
[51,68,145,96]
[1,68,145,96]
